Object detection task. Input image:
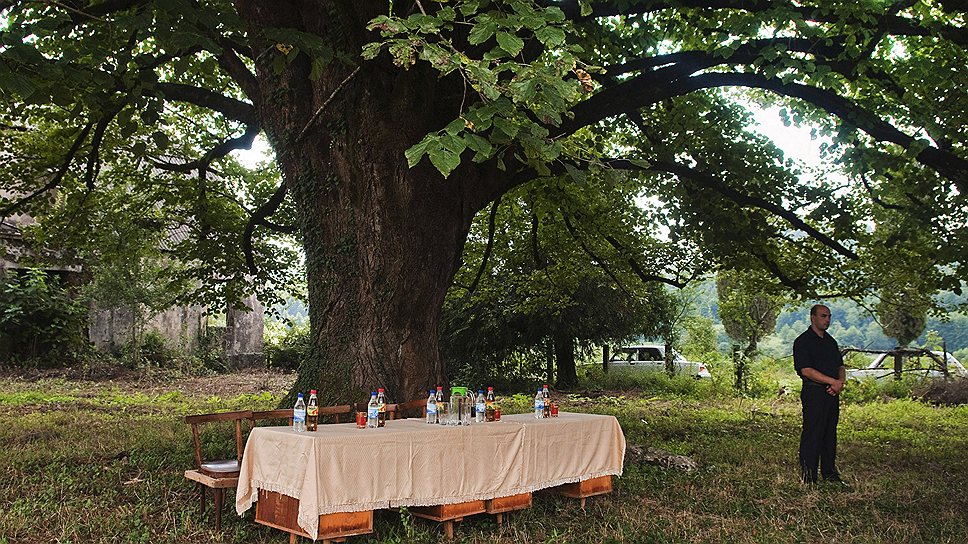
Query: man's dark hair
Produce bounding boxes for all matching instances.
[810,304,828,316]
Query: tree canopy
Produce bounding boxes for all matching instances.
[1,0,965,401]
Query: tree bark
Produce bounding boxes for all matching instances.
[235,1,504,404]
[554,331,578,388]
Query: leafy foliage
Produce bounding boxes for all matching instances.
[2,0,966,395]
[0,269,89,364]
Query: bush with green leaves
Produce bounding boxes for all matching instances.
[0,269,90,365]
[265,321,310,371]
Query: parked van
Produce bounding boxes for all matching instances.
[608,344,712,379]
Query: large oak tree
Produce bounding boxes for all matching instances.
[2,0,965,402]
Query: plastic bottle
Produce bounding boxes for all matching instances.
[485,387,496,422]
[434,386,444,423]
[534,388,545,419]
[475,389,486,423]
[426,389,437,424]
[366,392,379,428]
[306,389,319,431]
[376,388,387,427]
[293,393,307,432]
[542,384,551,418]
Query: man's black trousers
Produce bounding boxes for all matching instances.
[799,384,840,482]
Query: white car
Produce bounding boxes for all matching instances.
[846,351,967,381]
[607,344,712,379]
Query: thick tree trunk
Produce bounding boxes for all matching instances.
[554,331,577,388]
[236,1,504,404]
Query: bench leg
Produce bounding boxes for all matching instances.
[290,533,298,544]
[495,512,504,526]
[444,520,454,540]
[198,483,206,515]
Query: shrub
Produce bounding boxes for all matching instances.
[0,269,90,365]
[265,321,310,370]
[913,377,968,406]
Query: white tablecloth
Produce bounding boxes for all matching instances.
[236,412,625,539]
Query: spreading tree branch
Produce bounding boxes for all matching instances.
[561,214,633,296]
[243,181,290,274]
[153,122,261,174]
[156,82,258,125]
[600,157,860,260]
[463,197,501,299]
[550,0,967,44]
[685,72,968,191]
[1,121,93,218]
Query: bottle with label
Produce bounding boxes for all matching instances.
[534,388,545,419]
[426,389,437,424]
[376,388,387,427]
[485,386,496,422]
[475,389,486,423]
[542,384,551,418]
[293,393,307,432]
[434,386,444,423]
[366,392,379,428]
[307,389,319,431]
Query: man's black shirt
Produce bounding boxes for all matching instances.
[793,328,844,383]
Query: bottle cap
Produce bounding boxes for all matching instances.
[378,388,384,393]
[310,389,316,394]
[479,389,484,393]
[297,393,303,397]
[488,386,493,391]
[437,386,443,390]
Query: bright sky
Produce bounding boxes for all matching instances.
[751,106,829,167]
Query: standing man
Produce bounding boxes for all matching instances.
[793,304,847,485]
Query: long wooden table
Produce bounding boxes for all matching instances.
[236,412,626,540]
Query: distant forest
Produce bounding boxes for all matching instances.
[275,282,968,360]
[688,281,968,359]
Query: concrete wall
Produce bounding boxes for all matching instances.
[89,303,207,352]
[224,294,265,368]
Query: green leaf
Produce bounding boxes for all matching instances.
[468,22,497,45]
[535,26,566,47]
[444,118,465,135]
[427,136,464,178]
[496,32,525,57]
[464,133,493,159]
[0,71,37,99]
[361,42,384,60]
[151,131,170,151]
[493,116,519,139]
[405,134,436,168]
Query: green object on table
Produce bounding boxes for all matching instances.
[451,386,467,396]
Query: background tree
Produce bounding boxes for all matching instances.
[877,285,930,347]
[2,1,965,402]
[441,176,680,388]
[717,269,788,389]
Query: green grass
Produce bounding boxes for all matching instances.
[1,374,967,543]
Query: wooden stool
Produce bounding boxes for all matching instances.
[555,475,613,509]
[254,489,373,543]
[408,500,486,539]
[485,492,532,526]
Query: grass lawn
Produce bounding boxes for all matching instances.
[1,369,967,543]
